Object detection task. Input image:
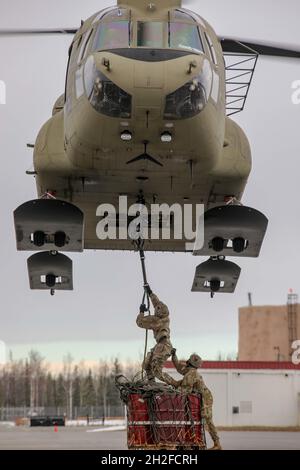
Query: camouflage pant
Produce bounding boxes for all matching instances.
[203,403,220,445]
[143,339,175,384]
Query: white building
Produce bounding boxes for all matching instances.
[164,361,300,427]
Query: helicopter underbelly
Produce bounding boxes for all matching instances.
[33,110,251,252]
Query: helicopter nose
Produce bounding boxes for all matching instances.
[82,52,212,123]
[133,61,165,123]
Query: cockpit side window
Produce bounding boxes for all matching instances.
[137,22,165,48]
[77,29,93,64]
[204,32,218,65]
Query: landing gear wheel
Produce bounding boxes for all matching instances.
[233,237,246,253]
[210,279,221,293]
[54,231,67,248]
[46,274,56,288]
[33,231,45,247]
[211,237,225,253]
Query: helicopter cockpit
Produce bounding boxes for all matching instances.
[90,7,205,55]
[70,7,214,121]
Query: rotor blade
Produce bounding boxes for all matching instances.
[220,37,300,58]
[0,28,78,36]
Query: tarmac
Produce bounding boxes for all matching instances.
[0,425,299,450]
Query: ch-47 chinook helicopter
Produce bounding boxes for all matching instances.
[6,0,300,295]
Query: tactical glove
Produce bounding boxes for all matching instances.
[140,304,147,313]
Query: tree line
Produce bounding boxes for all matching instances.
[0,351,139,418]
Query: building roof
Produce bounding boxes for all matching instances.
[164,361,300,370]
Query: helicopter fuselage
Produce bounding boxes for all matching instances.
[33,2,252,251]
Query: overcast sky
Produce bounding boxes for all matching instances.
[0,0,300,364]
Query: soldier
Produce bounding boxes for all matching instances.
[171,350,222,451]
[136,286,176,385]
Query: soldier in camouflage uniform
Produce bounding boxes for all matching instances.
[136,287,175,385]
[170,350,222,450]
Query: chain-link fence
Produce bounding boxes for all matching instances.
[0,405,125,422]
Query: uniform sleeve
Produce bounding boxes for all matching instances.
[171,379,183,388]
[179,374,194,394]
[136,312,158,330]
[150,293,169,317]
[172,353,186,376]
[194,376,205,394]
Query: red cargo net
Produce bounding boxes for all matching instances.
[126,392,206,450]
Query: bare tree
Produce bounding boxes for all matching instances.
[62,354,74,419]
[28,350,44,412]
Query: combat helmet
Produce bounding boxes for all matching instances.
[187,354,202,369]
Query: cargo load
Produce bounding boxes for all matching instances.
[116,378,206,450]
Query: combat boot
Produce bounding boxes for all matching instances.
[208,441,222,450]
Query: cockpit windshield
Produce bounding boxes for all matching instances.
[92,7,130,50]
[169,9,204,53]
[136,20,203,52]
[90,8,203,54]
[93,21,130,50]
[137,22,164,48]
[169,22,203,53]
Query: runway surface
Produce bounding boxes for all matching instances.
[0,425,299,450]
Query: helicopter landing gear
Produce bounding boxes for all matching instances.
[191,204,268,296]
[27,251,73,294]
[194,204,268,258]
[191,256,241,296]
[14,198,84,294]
[14,198,84,252]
